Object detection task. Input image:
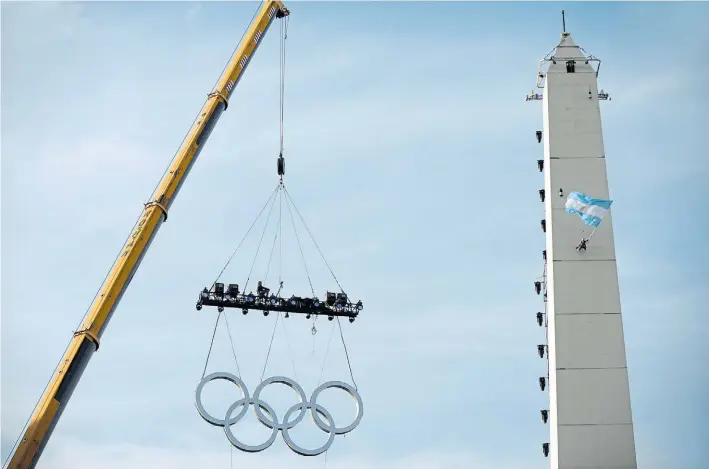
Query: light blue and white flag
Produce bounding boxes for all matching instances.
[565,191,613,227]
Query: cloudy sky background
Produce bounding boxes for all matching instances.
[2,1,708,468]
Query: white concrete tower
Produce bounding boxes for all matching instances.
[528,16,639,469]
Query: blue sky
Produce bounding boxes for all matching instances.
[1,1,708,468]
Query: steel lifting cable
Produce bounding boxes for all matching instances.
[263,188,283,284]
[211,184,281,287]
[318,322,337,386]
[279,312,299,380]
[284,190,316,297]
[258,310,301,384]
[201,310,223,379]
[279,12,288,156]
[279,185,283,284]
[198,304,242,381]
[200,185,282,382]
[260,312,280,382]
[279,186,359,388]
[223,313,242,378]
[282,186,345,293]
[242,185,281,293]
[315,319,358,390]
[240,12,288,292]
[336,316,358,390]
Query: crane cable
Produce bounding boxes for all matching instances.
[279,13,288,157]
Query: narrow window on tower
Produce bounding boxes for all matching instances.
[566,60,576,73]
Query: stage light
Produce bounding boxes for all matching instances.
[537,344,545,358]
[215,283,224,296]
[326,292,336,306]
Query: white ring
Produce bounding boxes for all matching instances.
[194,374,363,455]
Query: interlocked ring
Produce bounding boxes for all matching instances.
[195,372,363,456]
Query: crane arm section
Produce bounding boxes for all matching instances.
[5,2,289,468]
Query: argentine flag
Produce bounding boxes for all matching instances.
[565,191,613,227]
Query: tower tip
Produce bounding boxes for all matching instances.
[562,9,566,33]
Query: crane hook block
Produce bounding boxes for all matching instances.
[277,153,285,177]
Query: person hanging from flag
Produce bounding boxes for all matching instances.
[564,191,613,251]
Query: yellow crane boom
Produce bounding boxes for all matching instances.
[5,2,289,467]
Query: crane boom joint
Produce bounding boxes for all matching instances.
[144,201,168,222]
[72,329,100,350]
[207,90,229,110]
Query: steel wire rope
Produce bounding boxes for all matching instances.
[279,12,289,155]
[278,311,299,381]
[280,189,360,388]
[336,317,359,390]
[222,313,242,378]
[283,186,316,297]
[318,322,337,386]
[282,186,345,293]
[211,184,280,287]
[279,185,283,285]
[200,311,223,379]
[260,313,280,382]
[201,186,281,380]
[315,319,358,390]
[278,7,287,287]
[262,189,283,284]
[243,185,280,294]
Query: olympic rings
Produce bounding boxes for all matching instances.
[195,372,363,456]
